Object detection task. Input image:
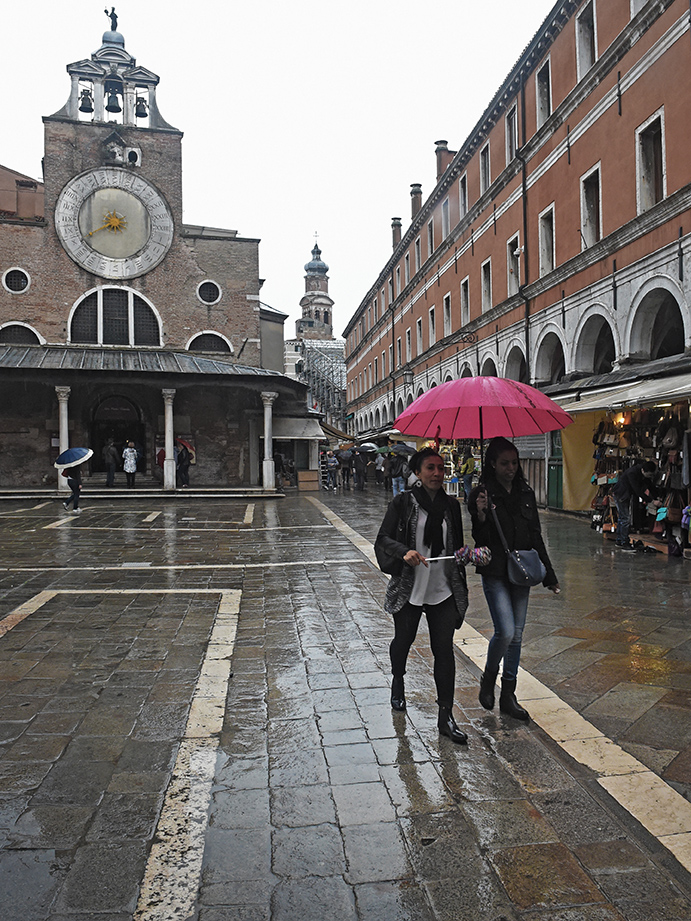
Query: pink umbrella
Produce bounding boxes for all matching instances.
[394,377,573,444]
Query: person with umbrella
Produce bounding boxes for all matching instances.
[469,437,560,721]
[62,465,83,514]
[54,447,93,515]
[375,447,469,744]
[336,449,352,490]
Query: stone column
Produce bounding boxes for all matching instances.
[162,389,176,491]
[55,386,71,493]
[261,391,278,489]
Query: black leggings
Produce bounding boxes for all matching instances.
[389,596,457,707]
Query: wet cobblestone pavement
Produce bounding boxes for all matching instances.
[1,489,691,920]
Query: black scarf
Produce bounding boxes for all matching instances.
[412,485,450,556]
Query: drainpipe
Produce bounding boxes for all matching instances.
[517,73,531,383]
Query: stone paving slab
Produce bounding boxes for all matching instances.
[0,494,691,920]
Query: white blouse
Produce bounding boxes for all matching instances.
[409,505,452,607]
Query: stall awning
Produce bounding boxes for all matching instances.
[272,417,325,440]
[557,372,691,413]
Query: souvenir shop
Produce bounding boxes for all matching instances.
[558,379,691,557]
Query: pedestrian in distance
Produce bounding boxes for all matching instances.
[375,447,470,744]
[326,451,339,489]
[102,439,120,487]
[458,449,476,505]
[390,451,409,497]
[123,440,138,489]
[338,452,352,490]
[611,460,658,551]
[176,440,191,488]
[375,452,385,486]
[353,450,368,491]
[468,436,559,722]
[62,465,83,514]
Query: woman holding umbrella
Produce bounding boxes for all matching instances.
[375,447,469,744]
[469,437,559,721]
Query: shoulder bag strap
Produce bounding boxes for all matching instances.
[489,501,511,555]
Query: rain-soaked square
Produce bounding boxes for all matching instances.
[1,492,691,920]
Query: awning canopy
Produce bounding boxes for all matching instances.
[556,372,691,413]
[272,417,325,440]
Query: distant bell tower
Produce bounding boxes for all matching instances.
[296,241,334,340]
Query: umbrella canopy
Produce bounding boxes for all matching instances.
[336,449,353,460]
[54,447,93,469]
[357,442,379,453]
[394,377,573,442]
[377,443,415,456]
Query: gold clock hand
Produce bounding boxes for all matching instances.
[89,210,127,235]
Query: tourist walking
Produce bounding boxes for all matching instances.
[469,437,559,721]
[62,465,82,515]
[390,452,408,497]
[375,448,469,744]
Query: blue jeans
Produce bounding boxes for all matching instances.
[481,576,531,681]
[462,474,473,503]
[615,496,631,545]
[392,476,405,497]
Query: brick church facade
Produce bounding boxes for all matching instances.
[0,14,319,490]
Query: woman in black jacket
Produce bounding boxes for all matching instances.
[469,437,559,721]
[375,448,469,743]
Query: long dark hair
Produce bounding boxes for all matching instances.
[480,436,526,486]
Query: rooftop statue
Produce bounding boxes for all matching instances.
[104,7,118,31]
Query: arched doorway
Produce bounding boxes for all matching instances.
[535,332,566,384]
[91,396,146,473]
[630,286,685,360]
[575,314,616,374]
[504,346,527,382]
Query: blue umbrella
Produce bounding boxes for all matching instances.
[54,447,93,469]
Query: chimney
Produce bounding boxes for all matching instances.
[435,139,456,180]
[391,217,402,249]
[410,183,422,219]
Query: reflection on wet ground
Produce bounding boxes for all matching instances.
[0,491,690,920]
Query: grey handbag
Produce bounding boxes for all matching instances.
[490,503,546,587]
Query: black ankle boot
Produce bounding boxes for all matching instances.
[499,677,530,721]
[479,669,498,710]
[437,706,468,744]
[390,676,406,711]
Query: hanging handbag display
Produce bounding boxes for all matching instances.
[490,504,547,587]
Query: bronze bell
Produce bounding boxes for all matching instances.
[78,89,94,113]
[105,91,122,113]
[135,97,148,119]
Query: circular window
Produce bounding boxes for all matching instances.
[197,280,222,305]
[2,268,30,294]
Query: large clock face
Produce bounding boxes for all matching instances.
[54,168,174,279]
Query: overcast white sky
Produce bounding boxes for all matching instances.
[2,0,555,334]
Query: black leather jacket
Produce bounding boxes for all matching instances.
[375,489,469,618]
[469,478,557,587]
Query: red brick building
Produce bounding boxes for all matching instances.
[0,16,320,490]
[344,0,691,510]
